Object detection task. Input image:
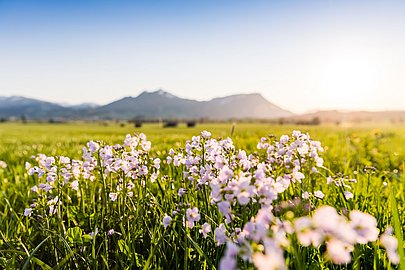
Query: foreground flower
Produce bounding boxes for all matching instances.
[380,226,400,264]
[109,192,118,201]
[24,208,33,217]
[199,222,211,238]
[185,207,200,228]
[252,251,286,270]
[162,214,172,228]
[314,190,325,199]
[0,160,7,168]
[349,210,379,244]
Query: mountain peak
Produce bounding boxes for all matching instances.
[137,89,177,99]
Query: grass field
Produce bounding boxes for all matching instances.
[0,122,404,269]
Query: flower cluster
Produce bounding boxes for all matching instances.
[161,130,399,269]
[24,133,158,218]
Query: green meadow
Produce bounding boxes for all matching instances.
[0,122,404,269]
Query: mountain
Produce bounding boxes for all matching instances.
[87,90,293,120]
[0,96,72,119]
[0,91,292,120]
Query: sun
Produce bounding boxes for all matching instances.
[315,48,378,110]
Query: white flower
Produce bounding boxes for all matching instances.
[312,206,343,233]
[30,186,38,193]
[153,158,161,169]
[201,130,211,139]
[89,228,99,239]
[252,251,286,270]
[349,210,379,244]
[302,191,311,199]
[314,190,325,199]
[199,223,211,238]
[108,229,115,236]
[141,140,151,151]
[24,208,33,217]
[344,191,353,200]
[214,224,227,246]
[280,135,289,144]
[109,192,118,201]
[0,160,7,168]
[25,162,31,170]
[219,242,238,270]
[162,214,172,228]
[178,188,186,197]
[380,227,399,264]
[185,207,200,228]
[326,238,353,264]
[294,216,323,247]
[217,201,231,217]
[71,180,79,191]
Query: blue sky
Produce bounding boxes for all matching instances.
[0,0,404,113]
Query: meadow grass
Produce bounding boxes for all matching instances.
[0,122,404,269]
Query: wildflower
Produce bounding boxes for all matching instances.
[344,191,353,200]
[25,162,31,170]
[89,228,99,239]
[71,180,79,191]
[0,161,7,168]
[153,158,161,169]
[178,188,186,197]
[87,141,100,153]
[109,192,118,201]
[214,224,227,246]
[314,190,325,199]
[201,130,211,139]
[280,135,289,144]
[252,250,286,270]
[219,242,238,270]
[217,201,231,216]
[326,238,353,264]
[162,214,172,228]
[108,229,115,236]
[24,208,33,217]
[185,207,200,228]
[294,216,323,247]
[380,226,399,264]
[199,222,211,238]
[302,191,311,199]
[30,185,38,193]
[326,176,333,185]
[141,140,151,151]
[349,210,379,244]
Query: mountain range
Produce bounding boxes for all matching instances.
[0,90,293,120]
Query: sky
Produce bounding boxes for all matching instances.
[0,0,405,113]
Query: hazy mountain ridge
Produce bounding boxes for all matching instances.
[1,91,403,122]
[0,90,293,120]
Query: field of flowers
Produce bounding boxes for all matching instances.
[0,122,404,269]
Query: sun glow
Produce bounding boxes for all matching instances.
[315,48,378,110]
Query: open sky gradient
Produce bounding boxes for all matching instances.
[1,0,404,113]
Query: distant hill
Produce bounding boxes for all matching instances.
[0,90,293,120]
[0,96,71,119]
[1,92,403,122]
[286,110,405,124]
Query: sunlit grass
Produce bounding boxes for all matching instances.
[0,122,404,269]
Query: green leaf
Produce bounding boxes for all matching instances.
[65,227,83,245]
[118,239,130,256]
